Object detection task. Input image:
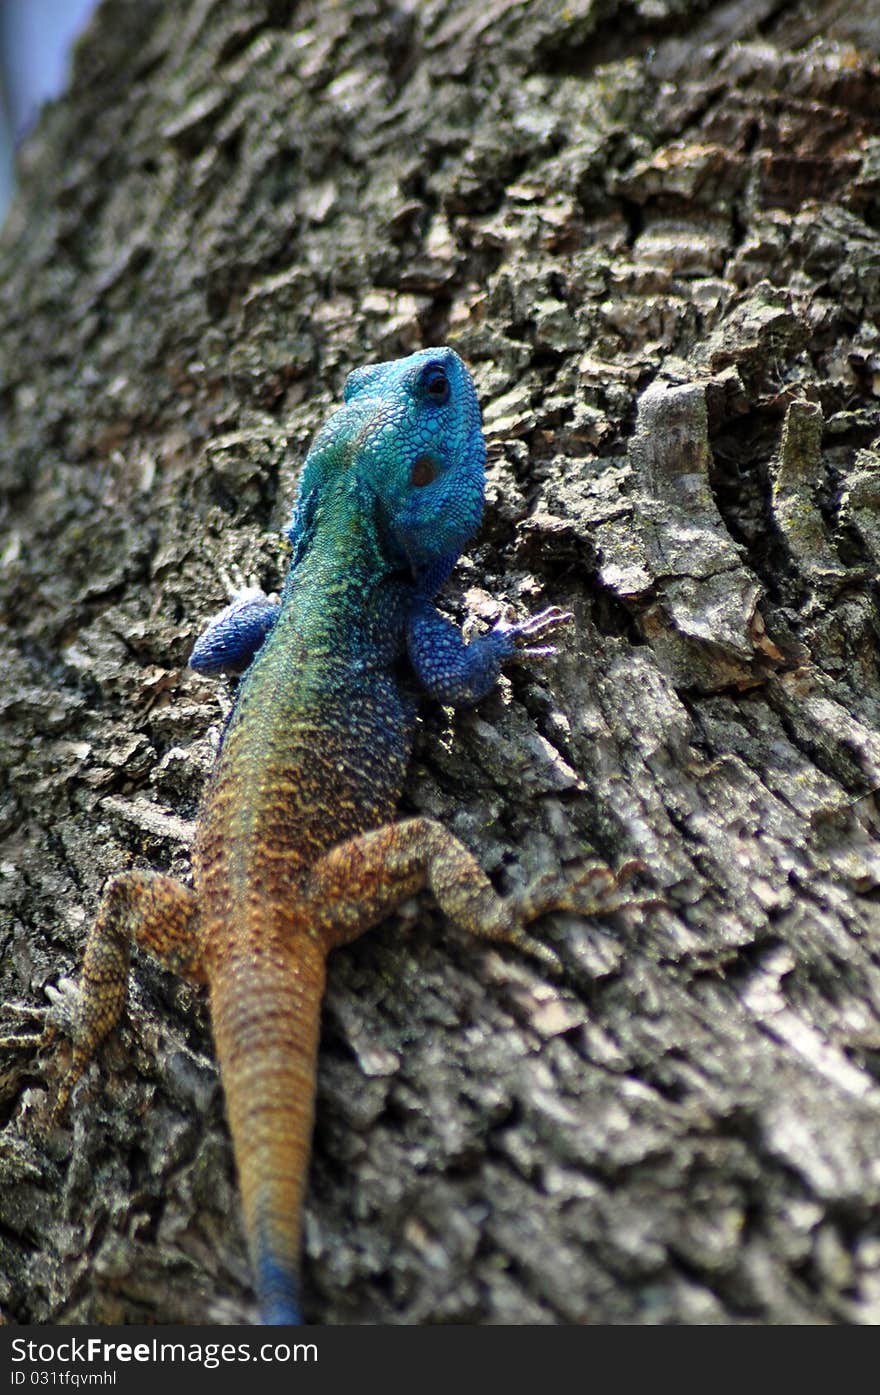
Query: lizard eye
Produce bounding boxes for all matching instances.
[410,454,438,487]
[419,362,450,405]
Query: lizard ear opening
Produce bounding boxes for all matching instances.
[410,454,439,488]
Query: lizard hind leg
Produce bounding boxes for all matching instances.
[54,869,202,1118]
[304,816,641,971]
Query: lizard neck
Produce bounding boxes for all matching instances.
[276,476,408,665]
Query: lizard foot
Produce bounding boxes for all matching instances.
[0,978,84,1122]
[504,858,663,975]
[522,857,662,918]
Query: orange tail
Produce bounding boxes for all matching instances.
[209,938,326,1325]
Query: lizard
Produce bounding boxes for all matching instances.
[3,347,646,1325]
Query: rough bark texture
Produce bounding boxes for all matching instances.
[2,0,880,1326]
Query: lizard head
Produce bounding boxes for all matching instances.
[344,346,486,582]
[288,347,487,587]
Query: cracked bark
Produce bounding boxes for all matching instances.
[2,0,880,1325]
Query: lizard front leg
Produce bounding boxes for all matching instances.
[406,599,572,707]
[0,871,203,1118]
[302,816,645,963]
[189,576,280,676]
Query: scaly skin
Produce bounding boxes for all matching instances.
[2,348,649,1324]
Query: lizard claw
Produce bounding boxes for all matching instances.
[494,605,574,663]
[217,566,276,609]
[0,998,50,1027]
[0,977,82,1053]
[0,996,61,1052]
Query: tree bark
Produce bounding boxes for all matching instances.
[2,0,880,1325]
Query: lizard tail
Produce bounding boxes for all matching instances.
[209,940,327,1325]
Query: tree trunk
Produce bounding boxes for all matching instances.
[2,0,880,1325]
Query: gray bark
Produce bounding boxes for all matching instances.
[2,0,880,1324]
